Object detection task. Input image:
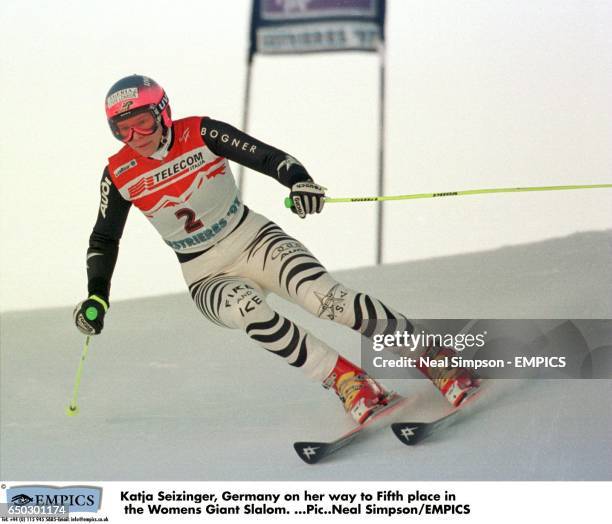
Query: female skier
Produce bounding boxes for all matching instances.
[74,75,479,424]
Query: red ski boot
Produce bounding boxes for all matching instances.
[323,356,391,424]
[417,345,481,407]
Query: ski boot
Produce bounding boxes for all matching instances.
[417,345,481,407]
[323,355,391,424]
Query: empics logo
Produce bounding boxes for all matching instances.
[10,494,33,505]
[6,486,102,513]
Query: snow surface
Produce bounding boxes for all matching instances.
[1,231,611,481]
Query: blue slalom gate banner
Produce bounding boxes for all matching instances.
[249,0,386,57]
[243,1,388,264]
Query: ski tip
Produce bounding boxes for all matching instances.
[390,422,427,446]
[293,442,329,465]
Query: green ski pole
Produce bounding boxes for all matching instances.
[284,183,612,208]
[66,332,93,416]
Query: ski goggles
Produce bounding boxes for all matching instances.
[108,108,159,142]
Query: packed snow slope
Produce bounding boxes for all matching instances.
[1,231,611,480]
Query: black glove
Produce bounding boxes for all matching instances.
[289,181,326,219]
[73,295,109,335]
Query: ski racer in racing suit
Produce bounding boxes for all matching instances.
[74,75,479,424]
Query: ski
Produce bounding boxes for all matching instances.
[294,393,411,464]
[391,410,463,446]
[390,389,483,446]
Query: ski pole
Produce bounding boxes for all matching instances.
[284,183,612,208]
[66,335,92,416]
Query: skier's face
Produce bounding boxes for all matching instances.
[113,111,163,157]
[125,123,163,158]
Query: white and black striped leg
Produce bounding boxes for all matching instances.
[295,276,414,339]
[246,312,308,367]
[350,292,413,338]
[189,274,261,327]
[244,221,328,299]
[245,313,338,380]
[189,274,337,381]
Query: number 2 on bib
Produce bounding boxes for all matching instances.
[175,208,204,233]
